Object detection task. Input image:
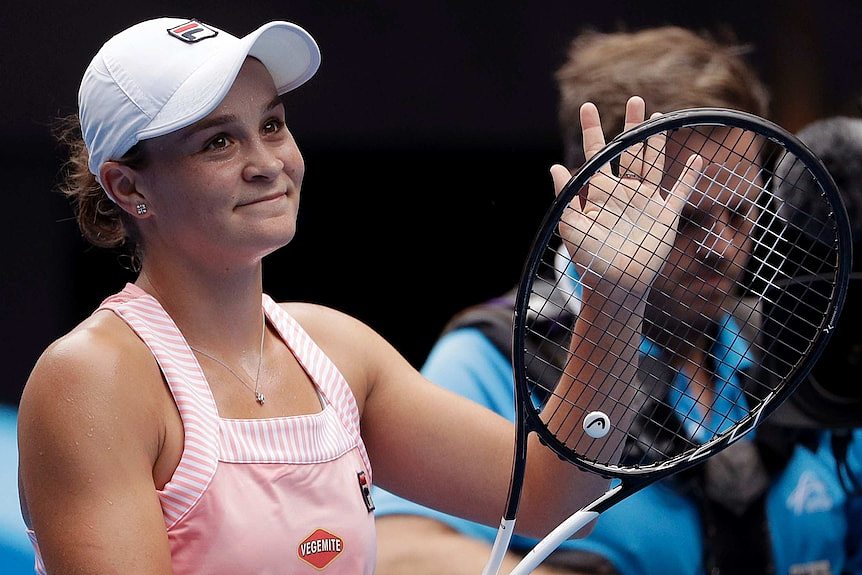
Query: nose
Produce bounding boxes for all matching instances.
[694,163,753,262]
[696,211,740,262]
[697,218,733,258]
[242,140,284,181]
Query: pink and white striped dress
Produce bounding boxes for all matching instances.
[28,283,376,574]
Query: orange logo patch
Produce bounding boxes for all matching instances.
[298,528,344,569]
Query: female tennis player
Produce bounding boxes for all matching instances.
[16,17,695,574]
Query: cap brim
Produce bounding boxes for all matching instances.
[247,21,321,94]
[141,21,320,140]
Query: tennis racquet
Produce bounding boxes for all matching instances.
[482,105,853,575]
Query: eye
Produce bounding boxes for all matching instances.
[729,207,747,226]
[204,134,230,152]
[729,201,757,228]
[679,206,710,231]
[262,118,284,135]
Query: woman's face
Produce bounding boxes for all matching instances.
[133,57,305,269]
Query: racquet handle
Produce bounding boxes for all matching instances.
[509,484,621,574]
[509,511,598,575]
[481,518,516,575]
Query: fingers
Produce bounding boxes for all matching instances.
[668,154,704,215]
[642,112,666,188]
[619,96,647,177]
[550,164,573,198]
[622,96,646,133]
[580,102,606,162]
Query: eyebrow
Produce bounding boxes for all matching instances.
[180,96,284,142]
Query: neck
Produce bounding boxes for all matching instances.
[135,259,266,360]
[643,301,719,365]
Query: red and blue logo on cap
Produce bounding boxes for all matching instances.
[167,20,218,43]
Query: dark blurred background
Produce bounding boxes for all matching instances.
[2,0,861,407]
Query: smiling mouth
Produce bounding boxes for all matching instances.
[237,192,287,207]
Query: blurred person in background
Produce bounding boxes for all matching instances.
[374,27,862,575]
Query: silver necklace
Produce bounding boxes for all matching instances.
[189,315,267,405]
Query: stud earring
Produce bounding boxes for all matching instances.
[136,203,148,215]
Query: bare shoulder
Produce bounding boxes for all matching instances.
[18,309,166,463]
[276,301,408,405]
[18,311,176,572]
[277,301,390,361]
[22,310,159,406]
[279,301,373,342]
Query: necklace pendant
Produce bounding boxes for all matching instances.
[255,391,266,405]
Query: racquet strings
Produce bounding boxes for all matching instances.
[524,123,842,472]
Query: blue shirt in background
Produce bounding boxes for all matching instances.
[372,324,862,574]
[0,405,35,574]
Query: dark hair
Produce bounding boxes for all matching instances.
[770,116,862,428]
[774,116,862,272]
[782,116,862,240]
[555,26,771,168]
[55,115,147,257]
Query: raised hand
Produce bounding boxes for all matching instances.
[551,96,703,297]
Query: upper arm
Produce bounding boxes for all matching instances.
[370,328,519,536]
[18,323,173,574]
[421,328,515,417]
[284,303,516,525]
[289,303,606,537]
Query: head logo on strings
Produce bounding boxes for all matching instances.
[583,411,611,438]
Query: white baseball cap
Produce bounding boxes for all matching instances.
[79,17,320,183]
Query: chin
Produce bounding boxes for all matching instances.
[267,226,298,252]
[649,285,723,331]
[244,223,298,260]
